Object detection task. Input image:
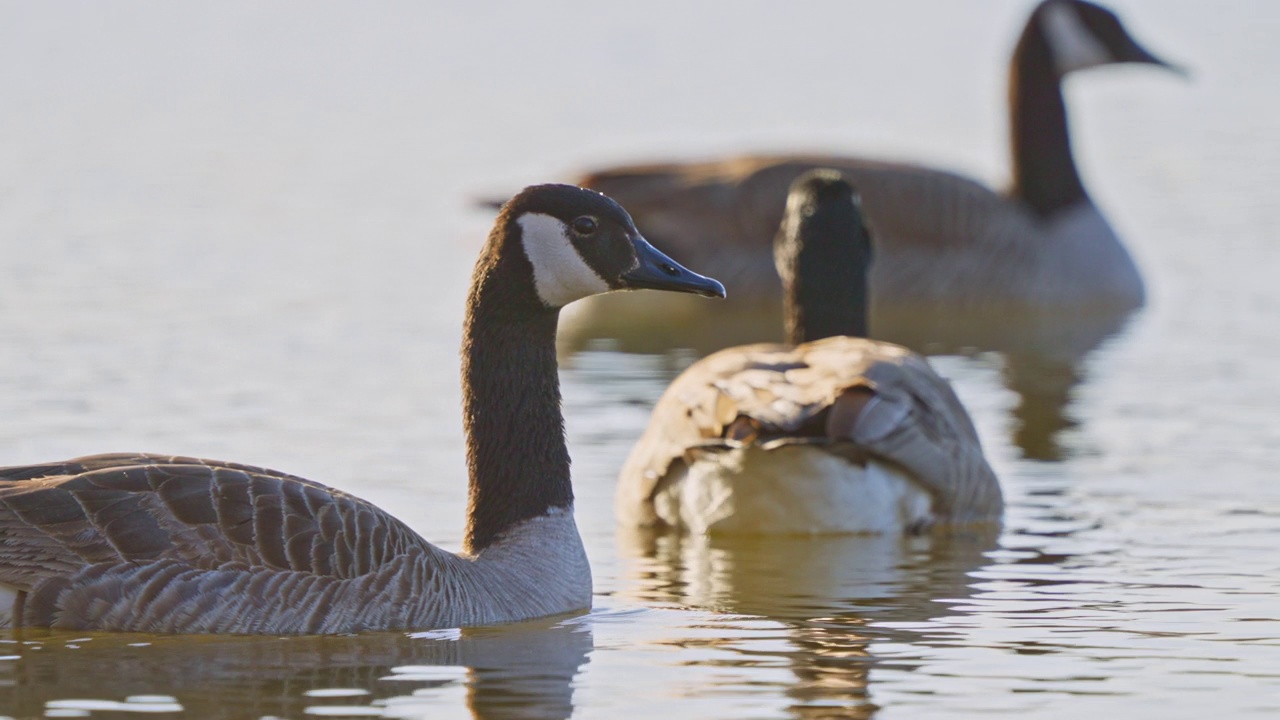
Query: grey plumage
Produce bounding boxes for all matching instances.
[0,454,588,633]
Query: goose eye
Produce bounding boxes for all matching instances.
[571,216,598,236]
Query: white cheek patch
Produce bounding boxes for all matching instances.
[518,213,611,308]
[1042,2,1113,75]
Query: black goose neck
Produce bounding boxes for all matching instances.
[1009,11,1089,218]
[461,231,572,555]
[778,204,871,346]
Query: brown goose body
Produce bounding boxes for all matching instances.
[617,171,1001,535]
[616,337,1002,534]
[0,453,589,633]
[570,1,1179,325]
[0,184,725,634]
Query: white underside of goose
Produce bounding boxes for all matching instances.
[649,446,934,535]
[1032,201,1144,306]
[449,506,594,626]
[869,199,1143,307]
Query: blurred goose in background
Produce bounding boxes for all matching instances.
[567,0,1181,335]
[616,171,1001,535]
[0,184,725,634]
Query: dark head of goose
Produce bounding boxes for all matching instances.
[1035,0,1183,77]
[488,184,725,310]
[775,170,872,344]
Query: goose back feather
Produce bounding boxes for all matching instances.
[0,453,588,633]
[616,337,1000,534]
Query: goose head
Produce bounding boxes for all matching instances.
[1035,0,1184,77]
[774,170,872,344]
[496,183,726,310]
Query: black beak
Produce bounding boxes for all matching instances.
[1123,39,1190,78]
[620,236,726,299]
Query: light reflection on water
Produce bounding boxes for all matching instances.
[565,347,1280,719]
[615,529,999,719]
[0,618,592,719]
[1,1,1280,718]
[607,467,1280,719]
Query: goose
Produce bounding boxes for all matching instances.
[572,0,1180,318]
[0,183,725,634]
[616,171,1001,535]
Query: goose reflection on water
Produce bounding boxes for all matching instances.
[617,526,999,719]
[562,299,1140,462]
[874,302,1141,462]
[0,616,592,720]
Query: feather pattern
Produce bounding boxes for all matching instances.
[616,336,1003,532]
[0,453,590,633]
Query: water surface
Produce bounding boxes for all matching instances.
[1,2,1278,718]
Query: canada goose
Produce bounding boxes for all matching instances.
[616,171,1001,535]
[574,0,1180,314]
[0,184,725,634]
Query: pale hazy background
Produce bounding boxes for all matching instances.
[1,2,1278,718]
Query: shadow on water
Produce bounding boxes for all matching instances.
[0,615,592,719]
[560,293,1140,461]
[617,526,1001,719]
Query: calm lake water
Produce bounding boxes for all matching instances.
[2,1,1278,718]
